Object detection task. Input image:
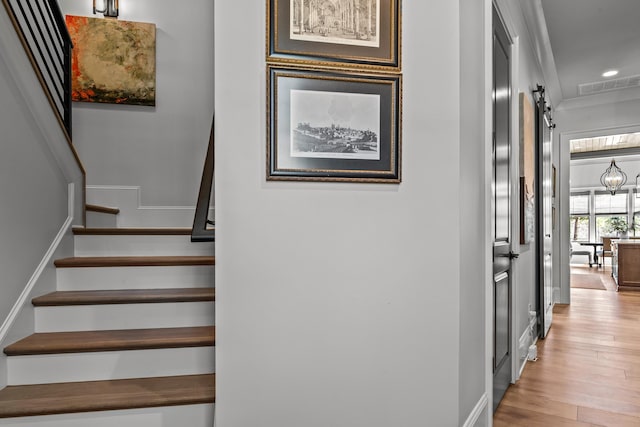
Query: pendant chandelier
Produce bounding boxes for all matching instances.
[600,159,627,195]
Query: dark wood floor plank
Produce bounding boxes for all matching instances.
[54,256,215,268]
[32,288,215,306]
[4,326,215,356]
[495,268,640,424]
[0,374,214,418]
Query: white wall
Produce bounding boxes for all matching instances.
[0,60,69,339]
[571,156,640,189]
[459,0,491,424]
[0,4,78,387]
[215,1,461,426]
[58,0,214,207]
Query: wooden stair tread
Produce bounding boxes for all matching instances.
[73,227,198,235]
[0,373,215,418]
[85,204,120,215]
[4,326,215,356]
[32,288,215,306]
[54,256,215,268]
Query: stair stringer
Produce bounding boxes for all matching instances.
[0,404,214,427]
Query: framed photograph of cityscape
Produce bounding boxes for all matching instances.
[267,65,401,182]
[267,0,401,71]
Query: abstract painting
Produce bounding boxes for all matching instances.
[66,16,156,106]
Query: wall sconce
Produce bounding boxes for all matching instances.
[93,0,119,18]
[636,173,640,198]
[600,159,627,195]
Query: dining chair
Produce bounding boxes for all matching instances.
[597,237,614,268]
[570,241,592,266]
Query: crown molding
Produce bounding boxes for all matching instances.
[519,0,563,109]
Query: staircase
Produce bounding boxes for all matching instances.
[0,214,216,426]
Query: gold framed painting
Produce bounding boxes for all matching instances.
[66,15,156,106]
[267,0,401,71]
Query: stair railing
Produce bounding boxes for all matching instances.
[2,0,73,138]
[191,118,215,242]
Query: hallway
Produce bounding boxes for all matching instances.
[494,267,640,426]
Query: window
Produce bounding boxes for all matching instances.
[570,192,590,241]
[594,190,628,240]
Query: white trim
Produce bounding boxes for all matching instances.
[484,0,494,423]
[516,317,537,378]
[509,34,521,384]
[0,215,73,344]
[463,393,489,427]
[493,0,521,396]
[557,86,640,111]
[564,124,640,142]
[86,186,215,227]
[560,123,640,304]
[68,182,75,218]
[518,0,563,109]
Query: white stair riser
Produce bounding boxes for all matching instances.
[35,302,215,332]
[0,403,214,427]
[7,347,215,385]
[74,235,214,257]
[85,211,118,228]
[56,265,215,290]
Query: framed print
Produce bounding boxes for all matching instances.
[267,65,401,182]
[267,0,401,71]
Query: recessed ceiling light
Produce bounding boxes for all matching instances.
[602,70,619,78]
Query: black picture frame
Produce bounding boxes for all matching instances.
[267,65,401,183]
[267,0,401,71]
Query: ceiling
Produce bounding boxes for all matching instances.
[539,0,640,156]
[570,132,640,155]
[540,0,640,102]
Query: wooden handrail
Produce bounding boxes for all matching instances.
[191,119,215,242]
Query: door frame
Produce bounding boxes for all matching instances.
[559,123,640,305]
[485,0,522,416]
[534,92,555,338]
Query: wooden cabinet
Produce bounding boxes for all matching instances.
[612,241,640,290]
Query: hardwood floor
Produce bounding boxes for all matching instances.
[494,265,640,426]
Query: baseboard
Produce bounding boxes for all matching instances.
[462,393,488,427]
[86,186,215,228]
[517,318,538,379]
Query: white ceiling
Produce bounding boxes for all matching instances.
[540,0,640,102]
